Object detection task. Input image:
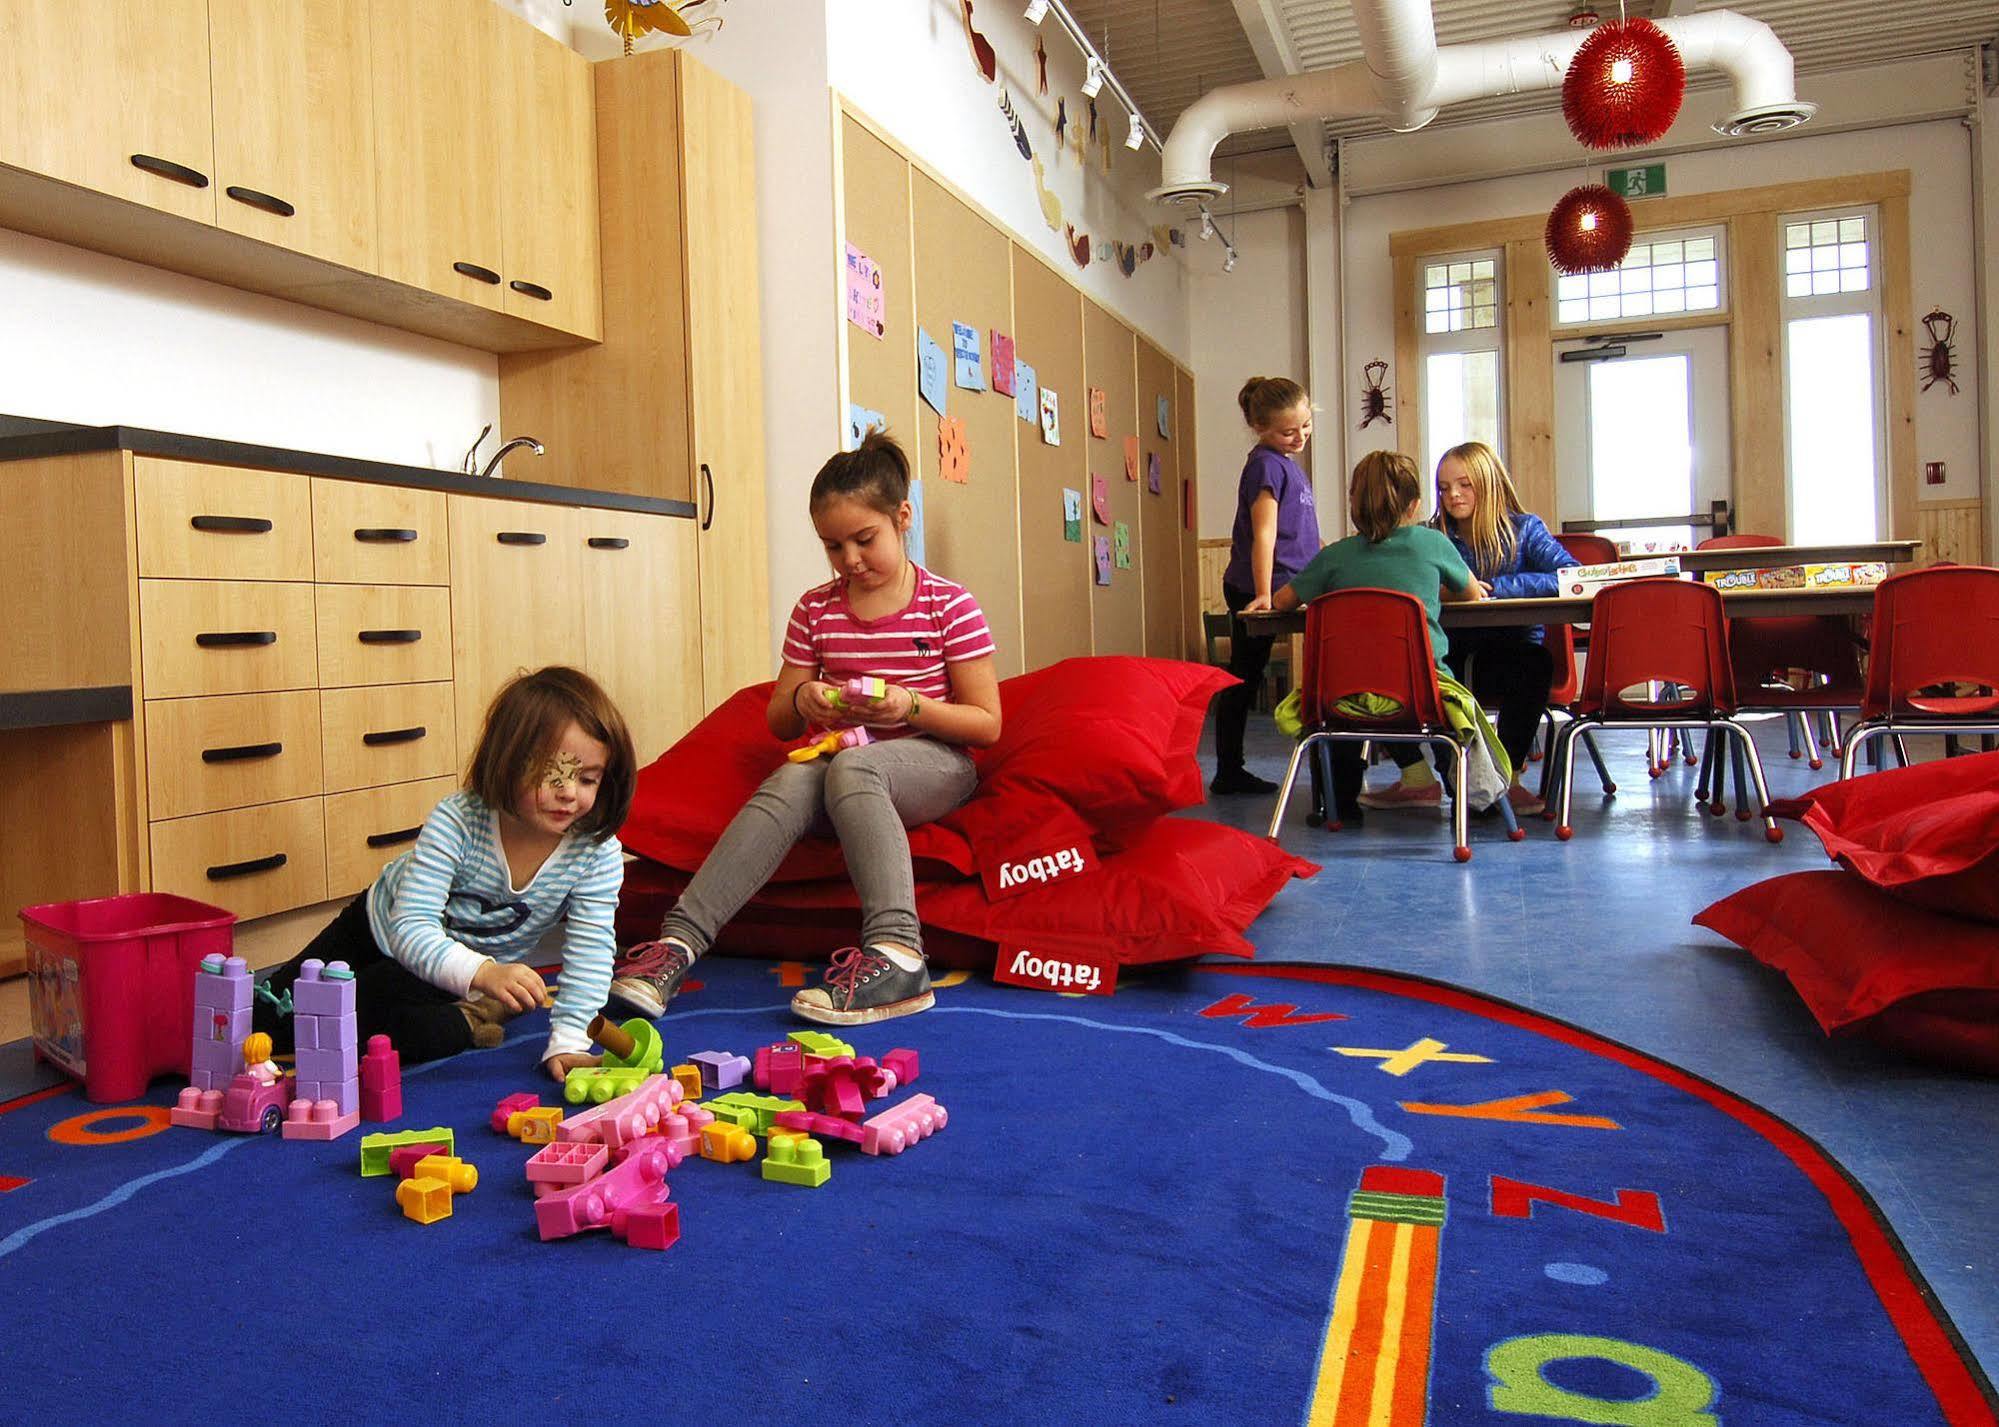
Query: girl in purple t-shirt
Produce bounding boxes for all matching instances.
[1211,376,1322,795]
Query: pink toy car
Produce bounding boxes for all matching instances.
[218,1070,294,1135]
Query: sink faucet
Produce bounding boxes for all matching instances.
[479,435,545,479]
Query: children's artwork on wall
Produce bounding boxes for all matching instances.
[1087,388,1107,439]
[1069,116,1086,164]
[1090,472,1110,525]
[1113,521,1131,569]
[1039,387,1061,446]
[938,416,970,483]
[1062,488,1082,542]
[844,243,884,339]
[991,332,1016,396]
[1147,451,1162,495]
[998,90,1031,162]
[1015,361,1038,423]
[908,478,926,567]
[951,322,984,391]
[1358,359,1392,428]
[1123,435,1139,482]
[1093,535,1112,586]
[1114,242,1136,276]
[917,328,948,417]
[1054,97,1068,152]
[1031,155,1062,232]
[846,404,886,451]
[1064,225,1090,269]
[1156,396,1171,438]
[960,0,996,82]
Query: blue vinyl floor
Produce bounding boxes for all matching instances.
[1194,713,1999,1378]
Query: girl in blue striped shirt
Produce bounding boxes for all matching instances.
[253,667,636,1081]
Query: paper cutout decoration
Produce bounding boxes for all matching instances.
[1113,521,1131,569]
[938,416,970,483]
[1123,435,1139,482]
[1015,361,1038,423]
[998,90,1031,161]
[1062,488,1082,542]
[1093,535,1112,586]
[1064,225,1091,269]
[1087,388,1107,439]
[1090,472,1110,525]
[907,478,926,567]
[846,404,886,451]
[1147,451,1162,495]
[960,0,996,82]
[1156,396,1171,438]
[844,243,885,338]
[1034,33,1049,95]
[951,322,984,390]
[990,332,1016,396]
[1039,387,1061,446]
[917,328,948,417]
[1031,156,1063,232]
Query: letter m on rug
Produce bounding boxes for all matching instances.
[1197,993,1346,1029]
[1490,1177,1667,1234]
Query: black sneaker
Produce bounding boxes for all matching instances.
[608,939,695,1018]
[1210,768,1280,796]
[791,946,934,1026]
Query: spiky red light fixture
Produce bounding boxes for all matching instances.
[1545,184,1634,274]
[1561,17,1685,149]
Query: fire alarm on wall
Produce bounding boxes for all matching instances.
[1924,461,1946,485]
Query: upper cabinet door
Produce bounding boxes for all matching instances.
[208,0,377,272]
[369,0,504,311]
[0,0,216,223]
[499,17,603,340]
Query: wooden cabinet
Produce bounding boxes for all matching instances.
[324,775,457,898]
[311,479,450,585]
[500,17,603,340]
[151,796,329,921]
[135,458,314,581]
[576,507,703,763]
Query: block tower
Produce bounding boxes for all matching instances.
[190,954,252,1091]
[282,959,361,1141]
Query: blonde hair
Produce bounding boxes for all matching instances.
[1433,441,1526,578]
[1349,451,1423,543]
[1237,376,1309,432]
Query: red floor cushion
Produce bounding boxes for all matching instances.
[1767,750,1999,924]
[1694,869,1999,1074]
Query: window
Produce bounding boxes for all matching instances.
[1420,252,1502,488]
[1423,257,1497,335]
[1553,227,1725,327]
[1781,209,1883,543]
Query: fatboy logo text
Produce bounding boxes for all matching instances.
[993,945,1118,996]
[981,843,1096,901]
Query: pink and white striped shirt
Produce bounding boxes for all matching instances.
[782,566,996,734]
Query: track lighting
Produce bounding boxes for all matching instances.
[1080,57,1104,98]
[1223,246,1237,273]
[1125,112,1144,149]
[1023,0,1049,23]
[1198,209,1216,241]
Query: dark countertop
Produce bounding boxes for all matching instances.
[0,422,697,518]
[0,687,133,733]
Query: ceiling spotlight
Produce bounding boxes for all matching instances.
[1081,58,1104,98]
[1023,0,1049,23]
[1125,112,1144,149]
[1198,209,1216,241]
[1223,246,1237,273]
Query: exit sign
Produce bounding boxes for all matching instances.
[1606,163,1667,198]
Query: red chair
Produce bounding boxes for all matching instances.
[1267,588,1521,863]
[1534,621,1616,801]
[1696,533,1784,552]
[1556,532,1620,565]
[1546,578,1782,842]
[1838,565,1999,778]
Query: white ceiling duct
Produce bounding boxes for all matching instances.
[1149,4,1816,205]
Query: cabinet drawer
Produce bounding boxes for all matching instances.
[315,585,453,687]
[324,775,457,898]
[312,479,450,585]
[145,691,324,820]
[140,580,319,698]
[136,459,314,581]
[321,682,457,792]
[151,796,329,921]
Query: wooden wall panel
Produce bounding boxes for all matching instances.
[1918,500,1987,566]
[910,172,1022,678]
[1083,300,1143,654]
[1502,238,1555,519]
[1136,339,1181,659]
[1728,210,1785,540]
[1176,367,1202,662]
[840,114,917,464]
[1011,244,1093,670]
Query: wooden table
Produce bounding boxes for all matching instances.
[1240,584,1881,637]
[1672,540,1919,574]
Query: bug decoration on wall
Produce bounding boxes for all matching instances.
[1358,360,1392,428]
[999,90,1032,161]
[1920,307,1959,395]
[1054,97,1068,152]
[600,0,721,56]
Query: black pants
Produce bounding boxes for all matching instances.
[1212,584,1275,775]
[1446,633,1556,771]
[251,893,472,1065]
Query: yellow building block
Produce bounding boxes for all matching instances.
[414,1154,478,1195]
[699,1121,757,1164]
[670,1064,703,1100]
[396,1176,454,1224]
[510,1106,565,1144]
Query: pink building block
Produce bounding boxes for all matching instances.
[390,1143,447,1179]
[611,1201,680,1251]
[534,1143,675,1242]
[861,1095,947,1156]
[170,1086,224,1130]
[491,1092,541,1133]
[754,1042,804,1095]
[799,1056,890,1120]
[882,1048,920,1086]
[689,1050,751,1091]
[555,1073,683,1151]
[527,1140,610,1198]
[360,1036,402,1122]
[651,1111,702,1161]
[281,1097,360,1141]
[771,1109,865,1146]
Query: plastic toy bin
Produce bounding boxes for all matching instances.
[20,893,238,1104]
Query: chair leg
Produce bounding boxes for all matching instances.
[1582,731,1615,796]
[1555,718,1591,839]
[1729,726,1752,821]
[1892,735,1910,768]
[1695,728,1716,803]
[1445,740,1471,862]
[1839,722,1885,780]
[1698,727,1726,814]
[1727,719,1783,842]
[1799,713,1823,770]
[1785,714,1803,761]
[1265,734,1316,842]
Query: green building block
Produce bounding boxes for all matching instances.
[359,1127,455,1177]
[706,1091,804,1137]
[762,1135,831,1188]
[787,1030,854,1058]
[564,1064,651,1105]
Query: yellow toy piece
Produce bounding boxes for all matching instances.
[396,1176,453,1224]
[670,1064,703,1100]
[510,1106,565,1144]
[699,1121,757,1164]
[414,1154,478,1195]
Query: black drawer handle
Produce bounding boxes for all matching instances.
[201,741,282,765]
[207,852,287,881]
[196,631,277,648]
[366,826,423,850]
[362,725,427,747]
[496,531,547,546]
[190,515,273,535]
[453,261,502,285]
[700,463,714,532]
[130,153,209,189]
[358,629,422,645]
[509,279,553,302]
[587,536,630,550]
[225,185,295,218]
[354,527,417,543]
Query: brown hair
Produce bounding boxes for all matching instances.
[1349,450,1423,543]
[466,666,635,841]
[810,429,911,516]
[1432,441,1525,578]
[1237,376,1309,432]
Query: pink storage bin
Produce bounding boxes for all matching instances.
[20,893,238,1104]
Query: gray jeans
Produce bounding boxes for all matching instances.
[660,735,978,959]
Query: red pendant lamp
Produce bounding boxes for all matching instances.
[1561,17,1685,149]
[1546,184,1634,274]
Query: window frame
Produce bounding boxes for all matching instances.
[1550,222,1729,331]
[1417,247,1506,494]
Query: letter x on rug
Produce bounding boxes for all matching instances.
[0,961,1991,1424]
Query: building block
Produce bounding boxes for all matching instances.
[491,1092,540,1133]
[282,1097,360,1141]
[669,1064,703,1099]
[706,1091,805,1137]
[510,1106,565,1144]
[170,1086,225,1130]
[564,1064,651,1105]
[882,1048,920,1086]
[359,1036,402,1122]
[525,1140,609,1197]
[390,1144,444,1179]
[762,1134,831,1187]
[413,1154,478,1195]
[189,953,254,1093]
[555,1073,682,1151]
[534,1143,675,1242]
[699,1121,757,1164]
[587,1014,664,1073]
[771,1109,865,1145]
[701,1099,758,1133]
[396,1176,454,1225]
[861,1095,947,1156]
[650,1111,702,1161]
[360,1128,455,1176]
[610,1201,680,1251]
[798,1056,893,1120]
[290,959,355,1017]
[788,1030,855,1059]
[754,1042,804,1095]
[689,1050,751,1090]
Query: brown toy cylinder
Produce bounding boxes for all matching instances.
[588,1014,637,1061]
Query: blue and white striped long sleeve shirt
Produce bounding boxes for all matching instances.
[366,791,623,1061]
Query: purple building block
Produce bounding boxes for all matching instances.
[291,960,359,1116]
[689,1050,751,1091]
[190,954,253,1092]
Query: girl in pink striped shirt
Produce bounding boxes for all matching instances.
[612,431,1003,1026]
